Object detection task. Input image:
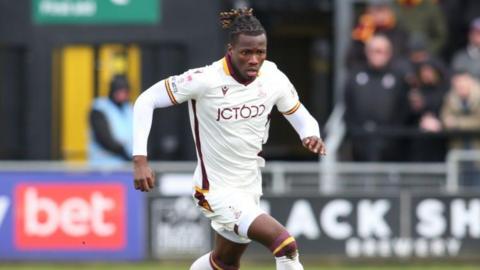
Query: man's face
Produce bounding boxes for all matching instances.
[365,37,392,69]
[113,88,130,104]
[453,74,473,99]
[228,33,267,81]
[469,28,480,47]
[419,65,438,85]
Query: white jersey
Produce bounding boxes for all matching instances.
[164,58,300,195]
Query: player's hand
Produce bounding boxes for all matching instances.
[302,136,326,156]
[133,155,155,192]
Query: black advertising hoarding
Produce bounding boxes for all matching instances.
[148,193,480,260]
[250,194,401,258]
[248,193,480,259]
[410,193,480,258]
[149,196,211,259]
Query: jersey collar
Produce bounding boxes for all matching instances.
[222,54,259,86]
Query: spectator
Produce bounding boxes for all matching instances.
[441,71,480,187]
[400,32,448,87]
[88,75,133,165]
[451,18,480,81]
[407,60,448,161]
[441,71,480,149]
[345,34,409,161]
[407,33,449,75]
[408,60,449,125]
[394,0,447,56]
[348,0,408,69]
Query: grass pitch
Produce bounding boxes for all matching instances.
[0,263,478,270]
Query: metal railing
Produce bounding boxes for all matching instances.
[446,149,480,193]
[2,149,479,193]
[320,103,346,193]
[0,159,455,194]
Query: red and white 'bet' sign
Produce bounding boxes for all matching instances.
[14,183,125,250]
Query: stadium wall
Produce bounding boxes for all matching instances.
[0,0,225,160]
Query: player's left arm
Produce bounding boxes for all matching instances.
[283,104,326,155]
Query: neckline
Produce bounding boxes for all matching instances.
[222,54,256,86]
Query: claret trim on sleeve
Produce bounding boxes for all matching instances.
[282,101,301,115]
[164,78,179,105]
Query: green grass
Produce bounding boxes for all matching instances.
[0,263,478,270]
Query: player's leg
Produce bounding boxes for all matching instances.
[190,233,248,270]
[248,213,304,270]
[212,232,249,269]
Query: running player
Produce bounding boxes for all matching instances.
[132,8,325,270]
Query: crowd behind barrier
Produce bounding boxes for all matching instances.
[343,0,480,167]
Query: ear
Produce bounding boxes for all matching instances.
[227,43,233,55]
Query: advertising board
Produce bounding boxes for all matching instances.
[149,196,211,259]
[32,0,160,25]
[0,171,145,261]
[244,193,480,259]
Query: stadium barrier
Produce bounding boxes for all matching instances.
[0,154,478,261]
[147,191,480,260]
[148,196,211,260]
[245,192,480,260]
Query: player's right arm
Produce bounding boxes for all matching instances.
[132,79,175,192]
[132,70,206,192]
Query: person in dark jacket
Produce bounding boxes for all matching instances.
[345,34,409,161]
[88,75,133,165]
[407,59,449,161]
[408,60,449,125]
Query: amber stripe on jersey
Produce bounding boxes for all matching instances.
[273,236,295,255]
[194,186,213,212]
[282,101,301,115]
[164,78,179,105]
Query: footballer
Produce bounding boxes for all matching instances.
[132,8,325,270]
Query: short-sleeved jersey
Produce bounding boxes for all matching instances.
[165,58,300,195]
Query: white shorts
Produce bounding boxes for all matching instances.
[192,186,265,244]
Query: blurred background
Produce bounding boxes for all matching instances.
[1,0,480,269]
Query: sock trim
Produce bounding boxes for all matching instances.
[272,236,295,255]
[209,254,223,270]
[209,253,239,270]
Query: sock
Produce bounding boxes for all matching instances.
[275,253,304,270]
[190,252,213,270]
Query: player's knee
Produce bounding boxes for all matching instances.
[210,253,240,270]
[269,231,298,259]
